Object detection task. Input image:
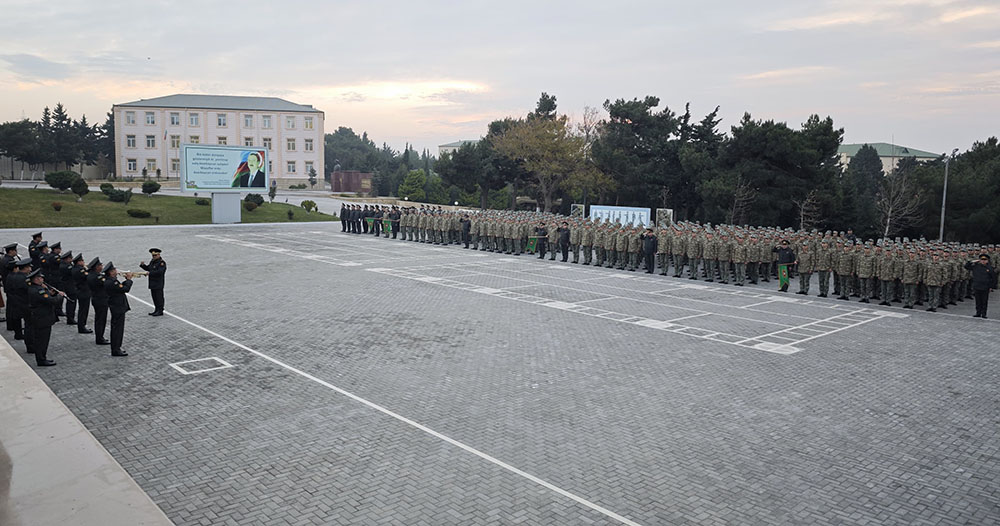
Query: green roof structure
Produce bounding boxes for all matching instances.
[838,142,940,159]
[117,94,322,113]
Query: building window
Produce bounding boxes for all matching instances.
[146,159,157,172]
[286,138,296,151]
[124,111,135,125]
[305,161,314,174]
[145,112,156,125]
[244,137,254,147]
[189,113,200,126]
[145,135,156,148]
[304,117,313,130]
[287,161,296,173]
[217,136,227,145]
[126,135,136,148]
[170,135,180,149]
[304,139,313,152]
[244,114,253,128]
[262,115,272,129]
[262,137,272,151]
[126,158,137,171]
[189,135,200,144]
[216,113,227,127]
[285,116,295,129]
[171,158,180,173]
[169,112,180,126]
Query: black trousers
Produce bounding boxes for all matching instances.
[341,219,347,232]
[151,287,164,313]
[110,311,126,352]
[93,303,108,342]
[537,240,547,258]
[77,297,90,331]
[560,242,569,261]
[974,289,990,316]
[30,324,51,363]
[644,252,655,273]
[65,296,77,322]
[362,219,369,233]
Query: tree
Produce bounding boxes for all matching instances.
[95,110,115,176]
[141,180,161,197]
[50,103,80,169]
[397,169,427,201]
[843,144,884,237]
[267,184,277,203]
[793,190,822,231]
[71,176,89,201]
[308,167,317,189]
[531,92,558,120]
[877,170,923,238]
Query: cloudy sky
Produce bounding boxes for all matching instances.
[1,0,997,154]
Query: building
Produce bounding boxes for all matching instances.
[330,170,373,194]
[838,143,940,174]
[438,140,478,156]
[113,94,324,185]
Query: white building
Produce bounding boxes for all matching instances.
[113,94,324,184]
[838,143,940,174]
[438,140,478,157]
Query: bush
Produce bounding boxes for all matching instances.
[123,188,133,204]
[287,209,294,220]
[244,193,265,206]
[45,171,80,191]
[51,201,63,211]
[243,201,258,212]
[300,200,317,213]
[100,182,114,195]
[141,181,161,197]
[127,209,151,218]
[71,178,89,201]
[268,185,277,203]
[288,183,307,190]
[195,198,210,206]
[107,189,126,202]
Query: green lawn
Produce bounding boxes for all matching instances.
[0,188,337,228]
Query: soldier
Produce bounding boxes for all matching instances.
[547,221,559,261]
[569,221,581,263]
[581,221,594,265]
[534,221,548,259]
[140,248,167,316]
[717,233,733,284]
[71,254,93,334]
[772,239,796,292]
[557,221,571,262]
[836,244,855,300]
[876,245,897,306]
[656,226,671,276]
[26,268,63,366]
[104,262,133,357]
[604,225,618,269]
[88,258,110,346]
[815,240,833,297]
[702,232,718,282]
[795,242,816,295]
[594,224,607,267]
[58,251,76,325]
[641,228,658,273]
[27,232,42,265]
[615,226,629,270]
[686,231,702,279]
[855,244,877,303]
[901,250,922,309]
[0,243,18,323]
[965,253,997,318]
[923,252,946,312]
[5,259,33,342]
[672,229,688,278]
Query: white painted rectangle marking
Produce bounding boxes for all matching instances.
[169,357,234,375]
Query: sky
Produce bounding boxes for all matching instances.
[0,0,997,155]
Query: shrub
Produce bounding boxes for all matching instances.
[71,178,89,201]
[300,200,317,213]
[141,181,161,197]
[127,209,151,218]
[195,198,210,206]
[100,182,114,195]
[243,201,258,212]
[45,171,79,191]
[107,189,126,202]
[51,201,63,211]
[244,193,265,206]
[123,188,133,205]
[288,183,307,190]
[268,185,277,203]
[287,209,294,220]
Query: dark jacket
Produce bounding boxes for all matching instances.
[642,234,659,254]
[558,227,570,246]
[60,262,77,296]
[106,277,133,315]
[27,283,60,327]
[72,265,92,300]
[772,246,796,265]
[89,273,109,307]
[965,261,998,290]
[5,273,29,316]
[140,258,167,290]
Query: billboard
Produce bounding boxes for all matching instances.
[589,205,651,227]
[182,144,268,192]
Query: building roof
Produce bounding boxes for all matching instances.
[838,142,939,159]
[438,140,479,148]
[116,94,322,113]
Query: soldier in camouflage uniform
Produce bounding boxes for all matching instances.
[815,240,833,297]
[855,244,877,303]
[672,229,687,278]
[795,241,816,295]
[836,244,855,300]
[581,221,594,265]
[656,226,671,276]
[702,231,718,282]
[901,250,922,309]
[876,245,898,306]
[594,224,607,267]
[615,226,629,270]
[923,252,947,312]
[686,231,702,279]
[569,222,581,263]
[731,232,749,286]
[547,221,559,261]
[627,226,641,271]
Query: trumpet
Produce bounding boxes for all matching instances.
[121,271,149,277]
[42,282,66,297]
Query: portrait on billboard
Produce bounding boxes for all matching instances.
[182,145,269,192]
[232,150,267,188]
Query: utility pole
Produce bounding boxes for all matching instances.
[938,148,959,241]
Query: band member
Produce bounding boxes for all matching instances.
[88,258,110,345]
[27,268,64,366]
[58,251,76,325]
[27,232,42,263]
[0,243,19,323]
[5,259,33,342]
[71,254,94,334]
[104,262,133,357]
[140,248,166,316]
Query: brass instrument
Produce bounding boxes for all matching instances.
[122,271,149,277]
[42,282,66,297]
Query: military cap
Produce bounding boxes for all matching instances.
[51,242,61,249]
[72,254,84,263]
[37,241,48,249]
[104,261,115,274]
[15,258,33,267]
[3,243,16,251]
[27,268,42,279]
[31,232,42,238]
[149,248,162,254]
[87,257,101,270]
[60,251,73,260]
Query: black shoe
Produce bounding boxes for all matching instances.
[926,307,936,312]
[96,339,110,345]
[66,319,76,325]
[735,283,743,286]
[795,291,806,295]
[838,296,848,300]
[36,360,56,366]
[939,305,948,310]
[79,328,94,334]
[916,302,924,306]
[151,311,163,317]
[0,317,5,323]
[112,351,128,357]
[903,305,913,309]
[818,293,827,298]
[973,314,982,318]
[948,301,957,306]
[982,316,988,319]
[14,334,23,340]
[879,302,890,306]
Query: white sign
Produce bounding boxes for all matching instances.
[589,205,651,227]
[182,144,268,192]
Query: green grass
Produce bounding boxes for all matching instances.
[0,188,337,228]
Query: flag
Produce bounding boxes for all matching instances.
[526,236,538,253]
[778,264,790,290]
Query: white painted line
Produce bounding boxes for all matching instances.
[125,293,642,526]
[169,357,234,375]
[741,300,776,309]
[665,313,712,323]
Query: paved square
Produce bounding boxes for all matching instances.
[2,223,999,525]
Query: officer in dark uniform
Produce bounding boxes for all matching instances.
[27,232,42,263]
[641,228,659,273]
[557,221,571,262]
[88,258,110,345]
[104,262,133,357]
[57,251,76,325]
[43,242,66,317]
[27,268,63,366]
[534,222,548,259]
[71,254,93,334]
[31,240,48,270]
[0,243,19,324]
[5,259,33,342]
[340,203,348,232]
[140,248,166,316]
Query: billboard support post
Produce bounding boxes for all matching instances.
[211,192,241,224]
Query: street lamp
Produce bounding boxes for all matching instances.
[938,148,959,242]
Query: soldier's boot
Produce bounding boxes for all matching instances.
[549,249,556,261]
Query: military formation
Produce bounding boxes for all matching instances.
[339,204,998,317]
[1,232,168,366]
